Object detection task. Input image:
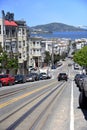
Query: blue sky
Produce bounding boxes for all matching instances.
[0,0,87,27]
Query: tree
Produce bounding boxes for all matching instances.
[73,46,87,72]
[54,54,60,64]
[44,51,51,65]
[0,51,18,74]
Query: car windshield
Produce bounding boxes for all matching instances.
[0,75,8,78]
[60,73,66,75]
[15,75,23,78]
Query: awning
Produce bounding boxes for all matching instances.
[4,20,18,26]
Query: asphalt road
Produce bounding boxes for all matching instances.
[0,58,87,130]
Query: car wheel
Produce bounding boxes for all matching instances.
[79,91,87,108]
[0,82,2,87]
[9,82,12,86]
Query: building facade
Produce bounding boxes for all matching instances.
[0,11,29,74]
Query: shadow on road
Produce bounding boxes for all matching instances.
[81,108,87,120]
[77,105,87,121]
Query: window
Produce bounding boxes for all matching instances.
[37,42,39,45]
[5,45,10,51]
[22,28,25,35]
[19,53,21,58]
[6,29,9,35]
[19,41,21,48]
[18,29,21,35]
[23,40,25,46]
[12,29,16,37]
[33,41,35,46]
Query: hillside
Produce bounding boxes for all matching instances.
[30,22,85,33]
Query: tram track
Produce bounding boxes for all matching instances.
[0,81,67,130]
[0,79,54,99]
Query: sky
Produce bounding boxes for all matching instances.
[0,0,87,27]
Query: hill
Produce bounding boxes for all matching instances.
[30,22,85,33]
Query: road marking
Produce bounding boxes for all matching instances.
[0,81,57,109]
[70,81,74,130]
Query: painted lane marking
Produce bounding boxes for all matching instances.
[0,81,57,109]
[70,81,74,130]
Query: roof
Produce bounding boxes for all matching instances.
[4,20,18,27]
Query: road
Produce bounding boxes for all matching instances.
[0,58,87,130]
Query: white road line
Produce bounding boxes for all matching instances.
[70,81,74,130]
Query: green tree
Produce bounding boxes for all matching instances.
[54,54,60,64]
[44,51,51,65]
[73,46,87,71]
[0,51,18,74]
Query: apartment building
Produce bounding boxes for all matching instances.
[0,12,18,74]
[0,17,18,54]
[41,38,69,61]
[0,11,30,74]
[16,20,29,74]
[75,38,87,50]
[28,37,42,69]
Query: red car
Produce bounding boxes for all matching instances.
[0,74,15,86]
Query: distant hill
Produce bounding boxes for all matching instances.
[30,22,86,33]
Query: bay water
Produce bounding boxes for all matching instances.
[31,31,87,40]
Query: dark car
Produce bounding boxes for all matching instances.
[51,65,56,69]
[0,74,15,86]
[79,75,87,108]
[31,73,39,81]
[74,74,81,85]
[58,73,68,81]
[26,73,39,82]
[75,73,86,90]
[14,74,26,83]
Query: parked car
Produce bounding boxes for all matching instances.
[74,74,81,85]
[0,74,15,86]
[14,74,26,83]
[0,80,2,87]
[77,74,87,91]
[74,73,86,89]
[74,63,79,70]
[79,75,87,108]
[31,73,39,81]
[26,73,39,82]
[57,73,68,81]
[38,72,48,80]
[51,65,56,69]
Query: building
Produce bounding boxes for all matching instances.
[28,37,42,69]
[75,38,87,50]
[0,11,30,74]
[0,11,18,74]
[16,20,29,74]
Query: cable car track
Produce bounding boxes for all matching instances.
[0,81,67,130]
